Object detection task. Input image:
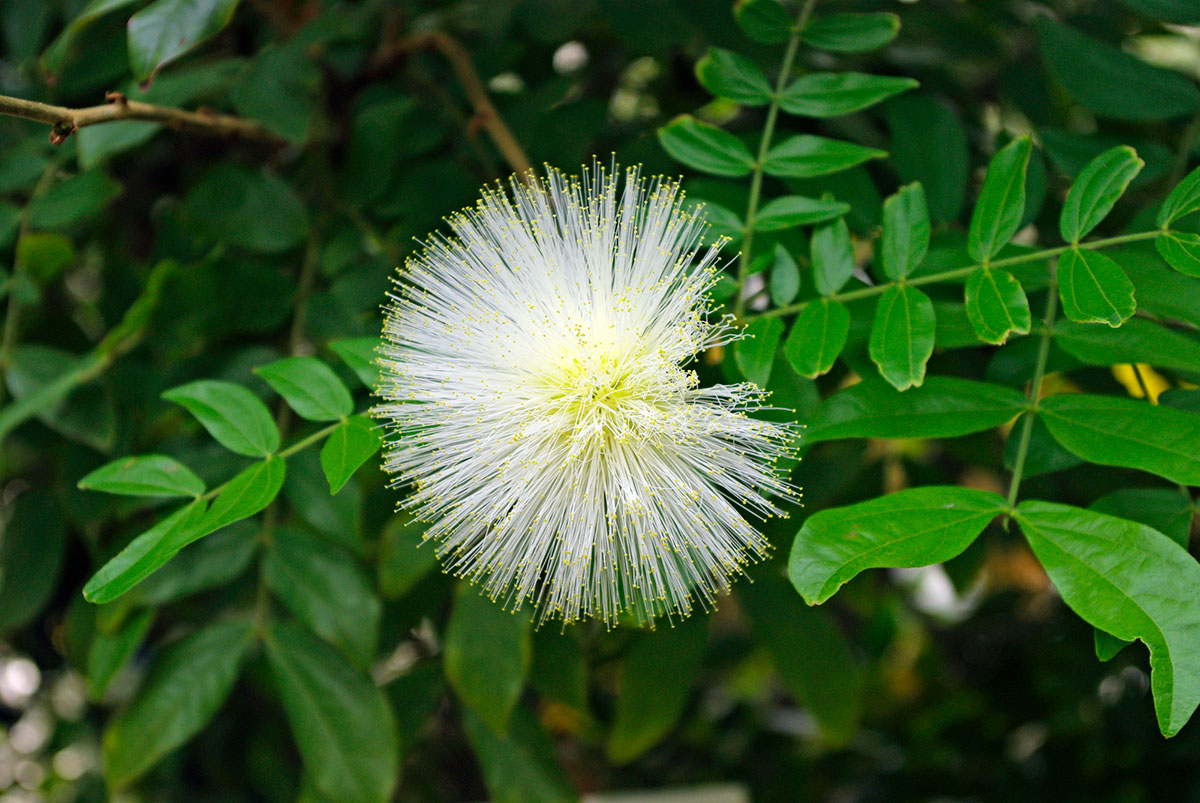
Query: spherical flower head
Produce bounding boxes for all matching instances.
[375,165,799,626]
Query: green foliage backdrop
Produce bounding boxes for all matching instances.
[1,0,1200,800]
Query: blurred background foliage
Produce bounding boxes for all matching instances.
[0,0,1198,800]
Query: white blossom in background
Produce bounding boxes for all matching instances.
[375,165,800,626]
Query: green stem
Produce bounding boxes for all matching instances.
[1005,283,1059,512]
[199,419,346,505]
[733,0,815,322]
[754,229,1159,320]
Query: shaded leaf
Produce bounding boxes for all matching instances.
[657,115,755,177]
[762,135,885,179]
[734,0,791,44]
[1055,317,1200,374]
[800,13,899,52]
[695,47,772,106]
[444,584,531,734]
[462,707,577,803]
[104,620,253,787]
[805,377,1027,442]
[1158,164,1200,228]
[127,0,241,82]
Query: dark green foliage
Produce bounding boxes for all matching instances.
[4,0,1200,800]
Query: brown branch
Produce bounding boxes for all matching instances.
[0,92,286,146]
[371,30,534,181]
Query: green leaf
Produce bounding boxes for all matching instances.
[1014,501,1200,737]
[868,285,935,391]
[879,182,930,280]
[800,13,900,52]
[180,163,308,253]
[1036,18,1200,121]
[885,95,969,223]
[1055,318,1200,374]
[695,48,772,106]
[87,609,155,701]
[200,457,286,533]
[1059,146,1143,243]
[229,43,320,144]
[320,416,381,495]
[733,0,791,44]
[789,486,1006,605]
[1091,489,1193,550]
[127,0,241,82]
[805,376,1027,442]
[265,620,399,803]
[462,707,577,803]
[779,72,917,118]
[264,527,380,668]
[753,196,849,231]
[40,0,141,78]
[783,299,849,379]
[256,356,353,422]
[810,216,854,297]
[1155,231,1200,277]
[104,620,253,787]
[1158,164,1200,227]
[1003,413,1084,479]
[964,266,1031,344]
[1114,246,1200,327]
[1115,0,1200,23]
[530,629,588,712]
[768,244,800,306]
[1040,394,1200,485]
[79,454,205,498]
[24,170,122,230]
[135,522,258,605]
[608,615,708,764]
[740,575,862,744]
[657,115,755,177]
[83,500,208,604]
[0,491,66,633]
[15,232,75,283]
[329,338,381,388]
[968,136,1033,262]
[4,345,115,450]
[1056,248,1135,327]
[734,317,784,387]
[163,379,280,457]
[378,516,439,599]
[687,199,743,244]
[444,584,531,734]
[762,135,885,179]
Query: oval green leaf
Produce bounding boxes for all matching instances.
[880,182,930,280]
[810,216,854,297]
[83,500,208,604]
[754,195,849,231]
[734,316,784,388]
[762,135,886,179]
[320,415,382,495]
[868,284,935,391]
[1056,247,1135,327]
[783,299,849,379]
[1041,393,1200,484]
[79,454,205,498]
[256,356,354,422]
[127,0,241,82]
[1158,164,1200,228]
[964,266,1031,344]
[163,379,280,457]
[789,486,1006,605]
[695,48,772,106]
[1059,145,1143,243]
[657,115,755,177]
[1155,231,1200,277]
[779,72,917,118]
[967,136,1032,262]
[800,13,900,53]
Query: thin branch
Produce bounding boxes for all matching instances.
[372,30,533,180]
[0,92,286,146]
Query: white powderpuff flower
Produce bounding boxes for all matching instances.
[375,165,799,626]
